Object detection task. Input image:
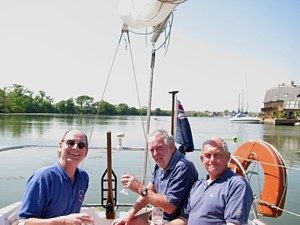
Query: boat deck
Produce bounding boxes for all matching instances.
[0,202,269,225]
[0,202,144,225]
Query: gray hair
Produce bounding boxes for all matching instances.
[61,129,88,147]
[202,137,229,153]
[147,129,174,147]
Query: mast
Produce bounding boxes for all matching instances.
[119,0,186,185]
[142,16,171,185]
[169,90,178,135]
[245,74,248,113]
[238,93,241,113]
[142,49,156,185]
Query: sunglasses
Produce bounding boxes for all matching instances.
[62,139,87,149]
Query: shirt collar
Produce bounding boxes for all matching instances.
[166,149,182,171]
[55,162,82,180]
[205,168,232,184]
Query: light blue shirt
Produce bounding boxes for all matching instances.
[182,168,253,225]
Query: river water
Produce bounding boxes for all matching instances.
[0,114,299,224]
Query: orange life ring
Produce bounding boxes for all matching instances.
[229,140,287,217]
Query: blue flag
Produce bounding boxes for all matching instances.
[175,100,194,154]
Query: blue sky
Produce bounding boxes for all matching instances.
[0,0,299,112]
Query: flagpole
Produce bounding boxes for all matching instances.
[169,90,178,135]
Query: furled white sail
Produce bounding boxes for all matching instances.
[118,0,178,28]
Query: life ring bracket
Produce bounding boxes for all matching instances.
[229,140,288,218]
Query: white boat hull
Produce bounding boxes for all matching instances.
[0,202,141,225]
[229,113,261,124]
[0,202,263,225]
[229,117,261,124]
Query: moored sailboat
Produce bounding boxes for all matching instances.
[229,113,261,124]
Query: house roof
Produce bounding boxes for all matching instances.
[264,83,300,110]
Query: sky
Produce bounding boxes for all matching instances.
[0,0,299,112]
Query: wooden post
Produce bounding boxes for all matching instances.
[106,131,115,219]
[169,91,178,135]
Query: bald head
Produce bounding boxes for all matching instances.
[62,129,88,146]
[202,137,229,153]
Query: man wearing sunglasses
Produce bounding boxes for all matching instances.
[16,129,94,225]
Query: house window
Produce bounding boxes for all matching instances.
[285,101,299,109]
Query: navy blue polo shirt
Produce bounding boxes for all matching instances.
[19,163,89,219]
[150,150,198,222]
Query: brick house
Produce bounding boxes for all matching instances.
[261,81,300,124]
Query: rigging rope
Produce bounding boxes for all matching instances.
[85,23,157,179]
[125,28,147,140]
[233,156,300,218]
[88,29,123,145]
[89,25,148,144]
[254,199,300,218]
[234,156,300,171]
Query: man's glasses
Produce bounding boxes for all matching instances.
[62,139,87,149]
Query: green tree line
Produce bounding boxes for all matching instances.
[0,84,170,116]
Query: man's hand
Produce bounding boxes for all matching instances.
[121,174,143,194]
[62,213,94,224]
[112,216,133,225]
[13,213,94,225]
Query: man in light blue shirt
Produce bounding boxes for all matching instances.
[167,137,253,225]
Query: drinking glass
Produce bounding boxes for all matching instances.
[119,185,129,195]
[152,207,164,225]
[119,172,133,195]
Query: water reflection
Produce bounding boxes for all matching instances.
[1,114,299,153]
[0,114,124,140]
[0,114,49,136]
[262,124,300,166]
[0,115,300,225]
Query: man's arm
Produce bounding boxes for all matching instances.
[165,217,187,225]
[138,183,177,214]
[13,213,94,225]
[124,174,177,215]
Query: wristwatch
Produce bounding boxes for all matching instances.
[141,188,148,197]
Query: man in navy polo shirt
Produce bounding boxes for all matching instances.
[167,137,253,225]
[113,129,198,225]
[16,129,94,225]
